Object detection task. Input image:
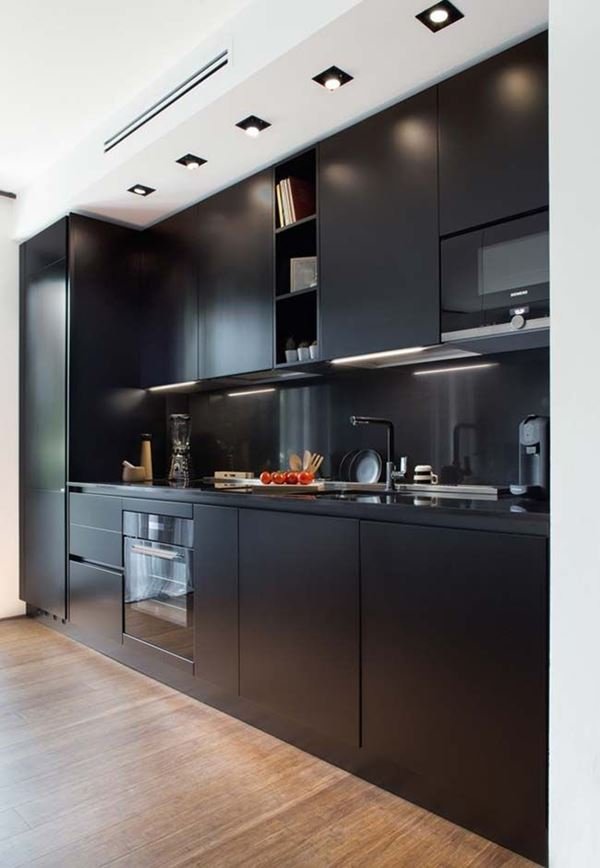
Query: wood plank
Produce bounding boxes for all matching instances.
[0,619,539,868]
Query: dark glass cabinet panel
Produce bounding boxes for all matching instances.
[361,521,548,864]
[198,171,274,378]
[319,87,440,360]
[439,32,548,236]
[141,205,200,388]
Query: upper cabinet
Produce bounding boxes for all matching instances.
[319,87,440,360]
[198,171,273,379]
[141,205,200,388]
[439,33,548,236]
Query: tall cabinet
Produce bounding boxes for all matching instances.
[20,214,163,617]
[20,219,68,618]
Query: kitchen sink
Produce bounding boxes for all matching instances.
[317,482,506,500]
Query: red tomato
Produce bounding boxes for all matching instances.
[259,471,272,485]
[285,472,299,485]
[272,471,286,485]
[298,471,314,485]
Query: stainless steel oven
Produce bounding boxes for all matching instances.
[441,210,549,340]
[123,511,194,661]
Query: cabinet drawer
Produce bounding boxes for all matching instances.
[70,525,122,568]
[125,498,192,519]
[69,560,122,641]
[70,493,122,531]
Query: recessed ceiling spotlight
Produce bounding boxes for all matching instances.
[416,1,464,32]
[176,153,207,171]
[236,115,271,137]
[313,66,353,91]
[128,184,155,197]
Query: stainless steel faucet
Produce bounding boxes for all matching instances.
[349,416,407,491]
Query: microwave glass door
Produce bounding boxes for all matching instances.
[478,231,549,298]
[442,211,549,334]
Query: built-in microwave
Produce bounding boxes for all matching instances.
[441,211,549,340]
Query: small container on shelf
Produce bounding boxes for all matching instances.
[285,338,298,363]
[309,340,318,360]
[297,342,310,361]
[290,256,317,293]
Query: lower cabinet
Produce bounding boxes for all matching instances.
[21,489,66,619]
[239,509,360,746]
[69,560,123,642]
[360,521,548,863]
[194,505,239,692]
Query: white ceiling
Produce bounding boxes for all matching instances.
[0,0,251,191]
[9,0,548,238]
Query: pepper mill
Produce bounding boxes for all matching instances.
[140,433,153,482]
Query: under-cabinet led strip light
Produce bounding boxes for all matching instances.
[413,363,498,376]
[147,381,198,392]
[227,388,276,397]
[332,347,425,365]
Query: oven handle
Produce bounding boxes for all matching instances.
[129,544,180,561]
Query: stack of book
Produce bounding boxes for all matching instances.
[276,177,316,228]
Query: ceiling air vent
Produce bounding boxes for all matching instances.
[103,49,229,153]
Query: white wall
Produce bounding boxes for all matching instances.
[0,198,22,619]
[549,1,600,864]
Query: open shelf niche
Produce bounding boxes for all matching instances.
[274,148,319,366]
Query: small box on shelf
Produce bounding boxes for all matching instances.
[290,256,317,293]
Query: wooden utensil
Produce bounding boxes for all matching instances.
[303,450,312,471]
[289,453,303,472]
[306,453,324,475]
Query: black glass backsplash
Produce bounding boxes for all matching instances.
[179,348,549,486]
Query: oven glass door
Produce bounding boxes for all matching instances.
[124,538,193,661]
[441,211,549,333]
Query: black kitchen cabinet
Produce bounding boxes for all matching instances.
[69,560,123,642]
[20,215,163,617]
[360,521,548,864]
[439,32,548,236]
[194,504,239,692]
[69,214,164,481]
[319,87,439,360]
[198,171,273,378]
[20,222,68,618]
[239,509,359,745]
[141,205,200,388]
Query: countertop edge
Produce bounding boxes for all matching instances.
[68,482,550,537]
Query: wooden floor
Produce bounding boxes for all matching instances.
[0,618,539,868]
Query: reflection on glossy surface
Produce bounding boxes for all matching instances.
[186,348,549,486]
[497,66,542,111]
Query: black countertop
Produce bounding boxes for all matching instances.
[69,481,549,537]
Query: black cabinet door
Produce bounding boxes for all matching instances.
[439,32,548,236]
[319,87,439,360]
[361,522,547,863]
[141,205,200,387]
[21,257,67,492]
[22,490,66,618]
[20,229,68,618]
[198,171,273,378]
[194,505,238,692]
[69,214,165,481]
[239,509,359,745]
[69,560,123,642]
